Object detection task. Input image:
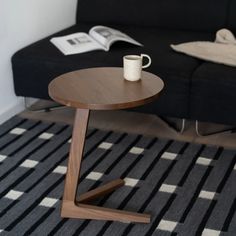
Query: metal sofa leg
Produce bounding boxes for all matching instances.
[24,97,66,113]
[159,116,186,134]
[179,119,186,134]
[195,120,236,136]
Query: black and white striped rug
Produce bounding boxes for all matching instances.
[0,116,236,236]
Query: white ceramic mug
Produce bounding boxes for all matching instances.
[123,54,152,81]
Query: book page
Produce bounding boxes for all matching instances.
[89,26,142,50]
[50,33,105,55]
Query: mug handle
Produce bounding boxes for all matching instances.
[141,54,152,68]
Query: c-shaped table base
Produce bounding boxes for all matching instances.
[61,108,151,223]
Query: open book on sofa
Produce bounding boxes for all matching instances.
[50,25,142,55]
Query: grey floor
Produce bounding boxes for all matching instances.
[20,100,236,149]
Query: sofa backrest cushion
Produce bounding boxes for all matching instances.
[227,0,236,33]
[76,0,229,32]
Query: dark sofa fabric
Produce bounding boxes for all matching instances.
[11,0,236,125]
[227,0,236,33]
[12,23,213,118]
[77,0,228,32]
[190,63,236,125]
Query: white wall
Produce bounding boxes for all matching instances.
[0,0,78,124]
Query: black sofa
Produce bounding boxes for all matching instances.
[12,0,236,125]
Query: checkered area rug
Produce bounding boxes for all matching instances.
[0,116,236,236]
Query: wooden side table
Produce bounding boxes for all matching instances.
[49,67,164,223]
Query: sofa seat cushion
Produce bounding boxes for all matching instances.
[190,62,236,125]
[12,23,213,117]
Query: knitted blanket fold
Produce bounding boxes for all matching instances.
[171,29,236,67]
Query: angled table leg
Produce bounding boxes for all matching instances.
[77,179,125,203]
[61,108,151,223]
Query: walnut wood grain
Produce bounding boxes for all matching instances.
[49,67,164,110]
[62,201,150,223]
[50,67,163,223]
[60,108,151,223]
[62,108,89,203]
[77,179,125,203]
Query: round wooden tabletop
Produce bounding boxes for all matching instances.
[48,67,164,110]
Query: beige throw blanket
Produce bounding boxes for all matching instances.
[171,29,236,67]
